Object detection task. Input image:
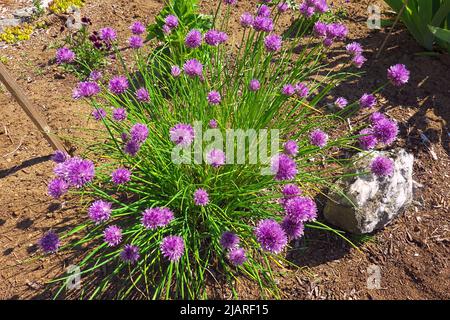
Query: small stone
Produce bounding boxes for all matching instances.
[13,8,35,22]
[323,148,414,234]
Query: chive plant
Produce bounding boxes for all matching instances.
[46,0,408,299]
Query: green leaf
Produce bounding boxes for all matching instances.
[429,24,450,42]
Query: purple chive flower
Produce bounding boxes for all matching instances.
[56,47,75,64]
[185,29,202,48]
[309,129,328,148]
[207,90,221,105]
[103,225,122,247]
[206,149,226,167]
[162,24,171,34]
[170,123,195,147]
[358,128,378,150]
[280,183,301,207]
[282,84,296,96]
[65,158,95,188]
[315,0,329,13]
[141,207,174,229]
[120,244,140,263]
[281,217,305,240]
[387,64,410,86]
[130,123,149,144]
[112,107,127,121]
[352,54,367,68]
[220,231,240,249]
[370,112,387,125]
[284,196,317,222]
[277,2,289,12]
[249,79,261,91]
[253,16,274,32]
[346,42,363,56]
[128,35,144,49]
[224,0,237,4]
[183,59,203,77]
[209,119,218,128]
[326,23,348,40]
[295,82,309,98]
[283,140,298,156]
[160,236,184,262]
[48,178,68,199]
[228,248,247,266]
[240,12,254,28]
[130,21,146,35]
[204,30,223,46]
[111,168,131,185]
[124,139,140,156]
[171,65,181,77]
[165,15,179,29]
[373,118,398,145]
[217,32,228,44]
[136,87,150,102]
[255,219,288,254]
[194,188,209,206]
[299,3,315,17]
[89,70,102,81]
[257,4,271,17]
[264,34,282,51]
[334,97,348,109]
[88,200,112,223]
[313,21,327,37]
[271,154,297,181]
[109,76,129,95]
[323,37,333,47]
[282,184,301,197]
[359,93,377,108]
[52,150,68,163]
[39,231,60,253]
[92,108,106,121]
[74,81,100,98]
[371,156,394,177]
[99,27,117,43]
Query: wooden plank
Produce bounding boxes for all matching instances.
[0,62,66,152]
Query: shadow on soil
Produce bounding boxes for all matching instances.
[0,154,52,179]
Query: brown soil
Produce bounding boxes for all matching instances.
[0,0,448,300]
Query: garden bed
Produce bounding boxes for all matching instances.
[0,0,448,299]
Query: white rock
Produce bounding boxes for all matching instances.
[323,148,414,234]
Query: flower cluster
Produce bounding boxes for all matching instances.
[163,15,178,34]
[358,112,399,150]
[220,231,247,266]
[48,154,95,198]
[346,42,366,68]
[56,47,75,64]
[314,21,348,47]
[300,0,329,18]
[123,123,149,156]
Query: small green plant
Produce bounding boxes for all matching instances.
[384,0,450,52]
[146,0,213,63]
[33,0,46,17]
[59,20,110,78]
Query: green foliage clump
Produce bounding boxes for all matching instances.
[384,0,450,52]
